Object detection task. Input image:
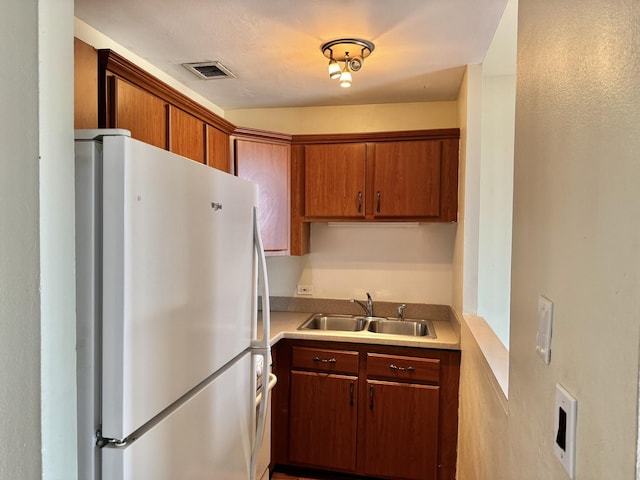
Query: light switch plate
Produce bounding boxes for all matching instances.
[536,295,553,364]
[554,384,577,478]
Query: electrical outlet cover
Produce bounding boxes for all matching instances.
[554,384,577,478]
[536,295,553,364]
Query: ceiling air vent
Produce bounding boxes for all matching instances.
[182,61,236,80]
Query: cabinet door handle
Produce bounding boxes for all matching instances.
[376,191,381,213]
[389,364,415,372]
[369,385,374,410]
[349,382,354,406]
[357,191,363,213]
[312,356,337,364]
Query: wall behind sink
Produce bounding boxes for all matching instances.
[267,223,456,304]
[227,101,460,305]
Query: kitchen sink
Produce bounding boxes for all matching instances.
[367,319,436,338]
[298,314,369,332]
[298,314,437,339]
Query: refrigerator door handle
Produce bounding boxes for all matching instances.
[255,373,278,407]
[251,206,270,349]
[250,206,271,480]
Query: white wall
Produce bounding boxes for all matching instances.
[1,0,77,478]
[0,2,42,477]
[40,0,78,477]
[476,73,515,346]
[475,0,518,347]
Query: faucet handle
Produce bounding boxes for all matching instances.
[397,304,407,321]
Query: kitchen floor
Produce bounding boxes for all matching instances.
[271,471,358,480]
[271,474,316,480]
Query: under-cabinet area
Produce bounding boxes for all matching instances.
[271,339,461,480]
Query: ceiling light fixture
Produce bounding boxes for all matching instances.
[321,38,375,88]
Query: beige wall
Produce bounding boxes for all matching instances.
[459,0,640,478]
[225,101,458,134]
[457,319,510,479]
[508,0,640,477]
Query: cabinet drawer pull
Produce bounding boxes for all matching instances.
[349,382,354,406]
[313,356,337,364]
[389,364,415,372]
[376,191,381,213]
[357,191,363,213]
[369,385,374,410]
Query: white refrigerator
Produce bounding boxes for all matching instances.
[75,129,271,480]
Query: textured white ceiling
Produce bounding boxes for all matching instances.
[75,0,509,110]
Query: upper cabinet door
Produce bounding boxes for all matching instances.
[304,144,366,218]
[109,76,167,150]
[371,140,442,218]
[235,139,291,254]
[206,125,231,173]
[168,106,206,164]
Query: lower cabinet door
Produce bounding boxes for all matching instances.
[289,371,358,472]
[364,380,440,480]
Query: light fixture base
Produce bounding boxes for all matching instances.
[321,38,375,63]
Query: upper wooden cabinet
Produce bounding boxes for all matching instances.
[235,139,291,254]
[168,106,205,163]
[371,140,441,218]
[96,49,235,170]
[304,144,366,218]
[300,132,459,222]
[206,125,231,173]
[74,38,98,129]
[108,76,167,150]
[75,47,460,256]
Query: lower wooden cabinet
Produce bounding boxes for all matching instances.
[272,339,461,480]
[364,381,439,480]
[289,372,358,471]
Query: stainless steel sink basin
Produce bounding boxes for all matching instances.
[367,319,436,338]
[298,314,368,332]
[298,313,437,338]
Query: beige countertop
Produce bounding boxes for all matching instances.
[260,310,460,350]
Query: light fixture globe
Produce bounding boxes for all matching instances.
[339,67,352,88]
[321,38,374,87]
[328,57,341,79]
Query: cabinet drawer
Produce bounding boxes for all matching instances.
[366,353,440,384]
[292,347,359,375]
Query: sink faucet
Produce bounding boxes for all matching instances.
[397,304,407,321]
[350,292,374,317]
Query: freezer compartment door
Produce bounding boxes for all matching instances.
[103,352,255,480]
[100,135,258,440]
